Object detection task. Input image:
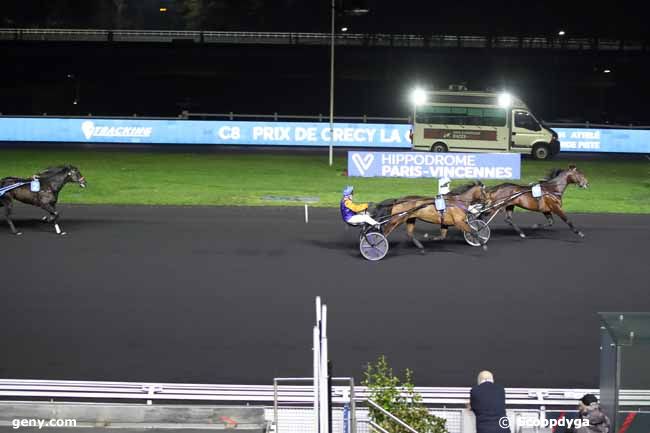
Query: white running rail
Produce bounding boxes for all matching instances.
[1,380,650,408]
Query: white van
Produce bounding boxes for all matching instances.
[410,91,560,159]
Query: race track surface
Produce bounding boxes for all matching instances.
[1,205,649,389]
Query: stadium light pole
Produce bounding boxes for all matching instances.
[329,0,336,167]
[329,2,369,166]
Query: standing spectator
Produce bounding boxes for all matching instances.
[572,394,610,433]
[470,371,510,433]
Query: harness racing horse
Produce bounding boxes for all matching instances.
[426,181,488,241]
[0,165,86,236]
[484,164,589,238]
[374,182,487,250]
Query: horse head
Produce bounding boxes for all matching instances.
[473,181,488,203]
[566,164,589,189]
[36,165,87,191]
[449,180,487,204]
[65,165,87,188]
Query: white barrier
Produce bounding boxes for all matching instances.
[2,380,650,407]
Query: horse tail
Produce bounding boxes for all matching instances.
[372,198,397,220]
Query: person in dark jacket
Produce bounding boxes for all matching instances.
[572,394,610,433]
[470,371,511,433]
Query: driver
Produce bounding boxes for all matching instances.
[340,185,380,227]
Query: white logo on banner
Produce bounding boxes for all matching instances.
[80,121,153,140]
[81,121,95,140]
[351,153,374,175]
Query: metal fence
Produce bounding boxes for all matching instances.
[268,407,464,433]
[182,112,410,123]
[2,380,650,433]
[0,28,647,51]
[2,112,649,130]
[3,380,650,407]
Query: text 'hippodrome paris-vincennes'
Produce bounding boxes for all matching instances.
[377,153,515,178]
[381,154,477,166]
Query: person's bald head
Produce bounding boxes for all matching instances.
[477,370,494,384]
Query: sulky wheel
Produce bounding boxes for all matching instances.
[359,231,389,261]
[464,218,491,247]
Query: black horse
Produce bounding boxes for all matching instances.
[0,165,86,236]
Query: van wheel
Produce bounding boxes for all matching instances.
[431,142,448,153]
[532,143,550,160]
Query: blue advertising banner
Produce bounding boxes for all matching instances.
[0,118,412,148]
[1,118,647,153]
[348,151,521,179]
[556,128,650,153]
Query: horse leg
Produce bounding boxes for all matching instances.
[504,205,526,238]
[551,205,584,238]
[426,224,448,241]
[532,212,554,229]
[422,211,444,240]
[406,218,424,250]
[41,203,66,235]
[2,199,21,236]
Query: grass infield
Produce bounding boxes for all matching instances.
[1,149,649,213]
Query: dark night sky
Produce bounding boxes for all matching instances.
[2,0,650,38]
[2,1,650,121]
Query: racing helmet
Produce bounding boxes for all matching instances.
[342,185,354,196]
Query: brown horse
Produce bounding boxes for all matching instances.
[374,182,487,250]
[484,164,589,238]
[0,165,86,236]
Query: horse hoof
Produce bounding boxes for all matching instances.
[519,233,526,239]
[60,232,67,236]
[482,244,488,251]
[15,232,23,236]
[578,231,585,238]
[41,216,48,222]
[419,249,426,254]
[423,233,429,239]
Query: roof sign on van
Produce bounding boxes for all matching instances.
[424,128,498,141]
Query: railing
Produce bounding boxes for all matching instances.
[2,112,649,130]
[363,420,391,433]
[1,28,647,51]
[270,407,464,433]
[366,399,420,433]
[273,378,357,433]
[2,380,650,409]
[183,112,410,123]
[545,122,650,130]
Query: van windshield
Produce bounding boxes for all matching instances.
[514,111,542,131]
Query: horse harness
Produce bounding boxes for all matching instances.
[486,185,562,213]
[0,182,30,198]
[0,178,46,198]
